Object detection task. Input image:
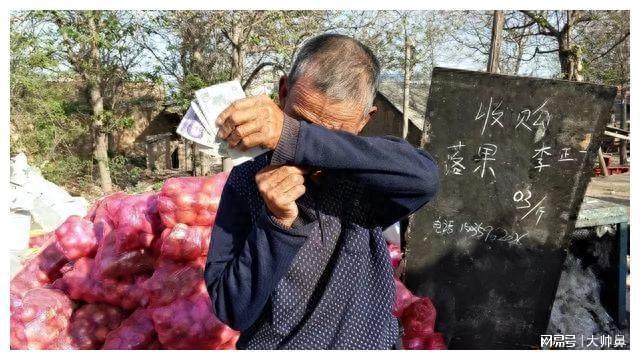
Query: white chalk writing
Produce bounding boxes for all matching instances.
[445,141,466,176]
[434,217,527,246]
[514,190,547,225]
[558,147,576,162]
[475,97,504,135]
[473,143,497,178]
[532,143,552,172]
[516,99,551,132]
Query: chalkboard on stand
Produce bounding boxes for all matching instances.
[404,68,617,349]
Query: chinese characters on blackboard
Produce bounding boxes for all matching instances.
[438,97,580,245]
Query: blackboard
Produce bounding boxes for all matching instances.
[404,68,616,349]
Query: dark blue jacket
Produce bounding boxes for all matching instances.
[204,115,439,349]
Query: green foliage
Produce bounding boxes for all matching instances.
[109,154,145,189]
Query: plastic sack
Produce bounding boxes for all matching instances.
[68,303,126,349]
[102,308,160,350]
[113,193,164,253]
[144,260,204,307]
[11,241,68,298]
[157,173,228,228]
[151,288,236,349]
[55,215,97,260]
[387,243,403,270]
[156,224,211,261]
[10,288,74,349]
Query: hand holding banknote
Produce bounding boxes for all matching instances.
[176,80,270,166]
[216,95,285,151]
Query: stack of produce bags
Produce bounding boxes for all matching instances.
[388,243,447,350]
[10,172,238,350]
[10,170,442,350]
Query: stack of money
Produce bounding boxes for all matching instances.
[176,80,268,166]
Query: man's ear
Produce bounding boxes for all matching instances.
[356,106,377,133]
[278,75,288,108]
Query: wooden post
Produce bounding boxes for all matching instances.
[619,91,628,165]
[487,10,505,73]
[598,147,610,177]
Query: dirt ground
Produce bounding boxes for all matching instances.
[585,173,630,207]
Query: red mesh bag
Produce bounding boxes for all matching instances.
[29,232,56,248]
[156,224,211,261]
[401,297,437,338]
[44,333,77,349]
[102,308,160,350]
[55,215,97,260]
[56,257,104,303]
[93,228,154,279]
[402,332,447,350]
[10,288,74,349]
[151,288,236,349]
[215,328,240,350]
[67,303,126,349]
[423,332,447,349]
[113,193,164,253]
[144,260,204,307]
[157,172,228,228]
[87,192,127,223]
[392,278,418,318]
[11,241,68,298]
[88,193,129,255]
[58,257,149,310]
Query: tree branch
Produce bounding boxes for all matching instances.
[521,10,560,37]
[241,61,284,90]
[587,31,630,62]
[503,20,535,30]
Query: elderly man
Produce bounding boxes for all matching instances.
[204,33,439,350]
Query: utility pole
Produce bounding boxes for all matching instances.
[402,19,413,139]
[487,10,505,73]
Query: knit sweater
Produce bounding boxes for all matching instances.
[204,115,439,349]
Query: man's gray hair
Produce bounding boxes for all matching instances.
[287,33,381,110]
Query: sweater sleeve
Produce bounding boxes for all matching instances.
[270,115,440,228]
[204,170,318,332]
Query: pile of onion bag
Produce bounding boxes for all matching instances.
[10,172,444,350]
[10,173,239,350]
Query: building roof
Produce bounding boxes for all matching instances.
[376,81,428,131]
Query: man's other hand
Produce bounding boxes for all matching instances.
[255,165,308,228]
[216,95,284,151]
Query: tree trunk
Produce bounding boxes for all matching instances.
[88,14,112,193]
[229,19,244,81]
[487,10,505,73]
[558,11,582,81]
[402,23,412,140]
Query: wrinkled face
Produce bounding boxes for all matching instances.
[278,76,377,134]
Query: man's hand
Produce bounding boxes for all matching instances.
[216,95,285,151]
[255,165,308,228]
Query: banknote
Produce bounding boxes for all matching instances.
[177,80,269,164]
[190,100,213,135]
[197,143,270,166]
[176,105,218,148]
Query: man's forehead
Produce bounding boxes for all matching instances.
[287,81,365,124]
